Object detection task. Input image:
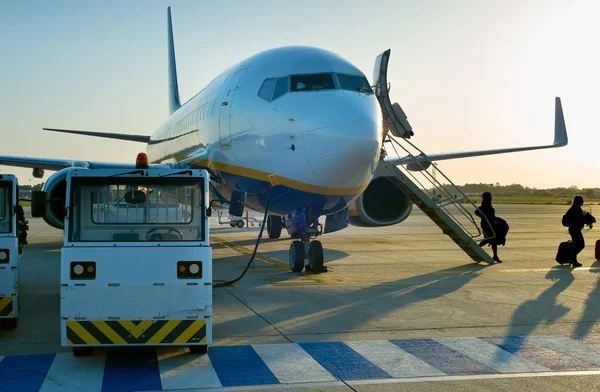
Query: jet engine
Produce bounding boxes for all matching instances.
[39,168,71,230]
[349,177,413,227]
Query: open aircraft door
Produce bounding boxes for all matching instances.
[373,49,414,139]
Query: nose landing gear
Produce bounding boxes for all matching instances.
[289,236,324,273]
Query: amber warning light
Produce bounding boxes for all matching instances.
[136,152,149,169]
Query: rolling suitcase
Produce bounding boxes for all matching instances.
[596,240,600,261]
[556,241,573,265]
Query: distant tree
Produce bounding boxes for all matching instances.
[32,182,44,191]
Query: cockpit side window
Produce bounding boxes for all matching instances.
[337,74,373,94]
[291,74,336,92]
[272,77,289,100]
[258,78,276,101]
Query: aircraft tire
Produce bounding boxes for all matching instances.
[309,241,324,272]
[267,215,282,239]
[236,220,244,228]
[289,241,304,272]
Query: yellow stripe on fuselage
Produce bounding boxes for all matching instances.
[154,154,369,196]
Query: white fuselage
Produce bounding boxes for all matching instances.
[146,46,383,216]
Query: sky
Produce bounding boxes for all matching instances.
[1,0,599,188]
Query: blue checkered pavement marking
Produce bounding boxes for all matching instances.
[1,335,600,391]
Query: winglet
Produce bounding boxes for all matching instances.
[167,7,181,115]
[554,97,568,146]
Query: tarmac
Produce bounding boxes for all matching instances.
[2,204,600,391]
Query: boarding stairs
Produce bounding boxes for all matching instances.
[372,48,495,264]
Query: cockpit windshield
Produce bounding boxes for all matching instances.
[337,74,373,94]
[291,74,335,91]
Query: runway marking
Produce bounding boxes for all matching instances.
[391,339,498,375]
[208,345,279,387]
[252,343,337,383]
[434,337,550,373]
[6,335,600,390]
[299,341,391,380]
[345,340,445,378]
[158,350,222,390]
[39,353,105,392]
[346,369,600,386]
[528,336,600,366]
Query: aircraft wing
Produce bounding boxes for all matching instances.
[44,128,151,143]
[0,156,170,172]
[386,97,568,166]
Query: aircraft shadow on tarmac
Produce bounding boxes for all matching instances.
[573,261,600,339]
[213,263,488,339]
[493,266,575,362]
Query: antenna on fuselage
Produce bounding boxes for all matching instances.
[167,6,181,115]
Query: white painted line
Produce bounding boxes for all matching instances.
[347,370,600,386]
[158,350,222,390]
[252,343,336,383]
[39,353,105,392]
[528,336,600,366]
[346,340,445,378]
[435,337,550,373]
[161,381,346,391]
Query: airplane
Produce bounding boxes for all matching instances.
[0,7,568,272]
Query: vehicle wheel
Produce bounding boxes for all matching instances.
[309,241,324,272]
[189,345,208,355]
[229,222,236,227]
[289,241,304,272]
[267,215,282,239]
[236,220,244,228]
[73,347,93,357]
[0,317,18,330]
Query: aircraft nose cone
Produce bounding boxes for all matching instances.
[302,94,382,190]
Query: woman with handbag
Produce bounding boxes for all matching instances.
[475,192,508,263]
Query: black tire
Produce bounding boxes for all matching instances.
[189,345,208,355]
[0,317,18,330]
[267,215,282,239]
[236,220,244,228]
[309,241,324,272]
[73,347,93,357]
[289,241,304,272]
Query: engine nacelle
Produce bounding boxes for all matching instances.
[40,168,72,230]
[349,177,413,227]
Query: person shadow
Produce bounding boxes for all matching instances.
[572,261,600,339]
[493,267,574,361]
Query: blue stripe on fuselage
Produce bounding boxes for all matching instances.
[179,162,356,216]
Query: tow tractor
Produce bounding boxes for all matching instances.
[0,174,28,330]
[33,166,211,356]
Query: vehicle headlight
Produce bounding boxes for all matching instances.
[0,249,8,263]
[70,261,96,280]
[189,263,200,274]
[177,261,202,279]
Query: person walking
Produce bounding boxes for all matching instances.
[563,195,595,267]
[475,192,507,263]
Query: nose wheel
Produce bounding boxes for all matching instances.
[289,238,324,273]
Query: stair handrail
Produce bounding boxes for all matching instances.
[384,135,496,241]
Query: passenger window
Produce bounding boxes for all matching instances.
[291,74,335,91]
[337,74,373,94]
[258,78,276,101]
[272,77,288,100]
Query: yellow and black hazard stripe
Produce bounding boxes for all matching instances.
[66,319,206,345]
[0,297,14,317]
